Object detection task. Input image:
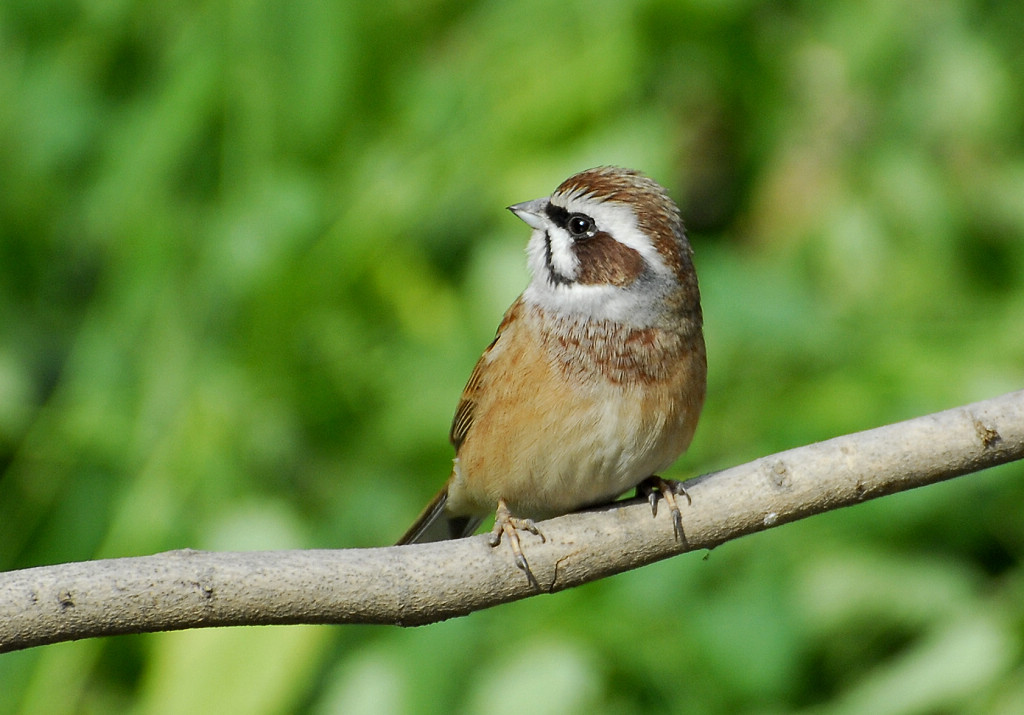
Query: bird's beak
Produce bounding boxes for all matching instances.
[507,198,548,230]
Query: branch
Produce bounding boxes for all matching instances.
[2,390,1022,652]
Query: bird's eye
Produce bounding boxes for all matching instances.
[567,213,596,240]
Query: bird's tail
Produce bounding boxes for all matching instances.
[396,486,482,544]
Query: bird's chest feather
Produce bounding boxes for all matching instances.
[448,300,705,518]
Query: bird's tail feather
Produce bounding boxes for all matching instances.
[396,487,482,544]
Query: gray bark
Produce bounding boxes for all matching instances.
[1,389,1022,653]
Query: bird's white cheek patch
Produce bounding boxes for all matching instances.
[527,228,578,284]
[545,228,579,282]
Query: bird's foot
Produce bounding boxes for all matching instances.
[488,498,545,588]
[636,476,691,543]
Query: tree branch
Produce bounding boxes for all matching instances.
[2,389,1022,653]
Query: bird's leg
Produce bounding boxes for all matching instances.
[636,476,691,542]
[488,498,545,588]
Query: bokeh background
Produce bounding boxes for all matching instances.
[2,1,1023,713]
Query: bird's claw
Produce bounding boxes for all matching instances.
[489,499,545,589]
[637,476,691,542]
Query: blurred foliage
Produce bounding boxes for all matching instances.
[1,0,1023,713]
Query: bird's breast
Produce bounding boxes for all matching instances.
[446,300,706,519]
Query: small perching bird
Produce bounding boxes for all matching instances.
[397,167,706,583]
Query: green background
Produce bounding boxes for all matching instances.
[2,1,1023,712]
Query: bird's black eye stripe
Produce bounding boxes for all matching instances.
[544,203,596,241]
[544,202,570,227]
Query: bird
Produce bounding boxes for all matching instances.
[396,166,706,584]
